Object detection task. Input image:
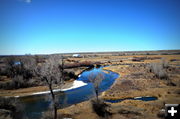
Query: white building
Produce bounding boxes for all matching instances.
[72,54,81,58]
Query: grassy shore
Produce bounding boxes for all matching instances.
[58,54,180,119]
[0,53,180,119]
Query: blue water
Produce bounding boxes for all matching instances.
[19,67,119,119]
[105,96,158,103]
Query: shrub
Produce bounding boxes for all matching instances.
[0,97,25,119]
[91,99,111,118]
[161,58,169,68]
[63,71,77,81]
[64,61,94,68]
[132,57,146,62]
[11,75,28,89]
[148,59,169,80]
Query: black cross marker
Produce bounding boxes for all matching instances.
[165,104,180,119]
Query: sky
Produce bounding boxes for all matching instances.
[0,0,180,55]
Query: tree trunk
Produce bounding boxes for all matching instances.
[95,89,98,101]
[54,104,57,119]
[45,78,57,119]
[49,85,57,119]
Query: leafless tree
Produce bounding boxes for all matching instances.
[20,55,37,73]
[88,72,104,101]
[38,55,64,119]
[59,56,64,84]
[4,56,37,78]
[88,72,112,119]
[2,56,37,89]
[148,59,169,80]
[5,56,18,77]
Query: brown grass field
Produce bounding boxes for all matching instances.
[0,50,180,119]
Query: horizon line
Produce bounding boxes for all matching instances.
[0,49,180,56]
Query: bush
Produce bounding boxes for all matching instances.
[63,71,77,81]
[161,58,169,67]
[64,61,100,68]
[91,99,111,118]
[0,97,26,119]
[132,57,146,62]
[148,59,169,80]
[11,75,28,89]
[0,75,37,89]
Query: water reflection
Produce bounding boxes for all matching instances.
[18,67,119,119]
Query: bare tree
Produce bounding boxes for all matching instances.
[88,72,104,101]
[20,55,37,73]
[88,72,111,119]
[59,56,64,84]
[148,59,169,80]
[5,56,18,78]
[2,56,37,89]
[38,55,64,119]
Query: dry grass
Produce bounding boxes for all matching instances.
[58,54,180,119]
[0,54,179,95]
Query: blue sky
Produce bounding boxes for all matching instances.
[0,0,180,55]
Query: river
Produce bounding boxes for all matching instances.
[18,67,119,119]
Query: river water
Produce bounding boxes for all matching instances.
[18,67,119,119]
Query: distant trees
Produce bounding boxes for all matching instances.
[4,56,17,77]
[37,55,64,119]
[4,56,37,79]
[0,55,65,119]
[20,55,37,79]
[0,56,37,89]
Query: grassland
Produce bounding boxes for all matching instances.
[58,52,180,119]
[0,50,180,119]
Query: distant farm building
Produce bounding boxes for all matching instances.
[72,54,81,58]
[14,61,21,66]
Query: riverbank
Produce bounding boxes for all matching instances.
[58,55,180,119]
[0,53,180,119]
[0,67,87,97]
